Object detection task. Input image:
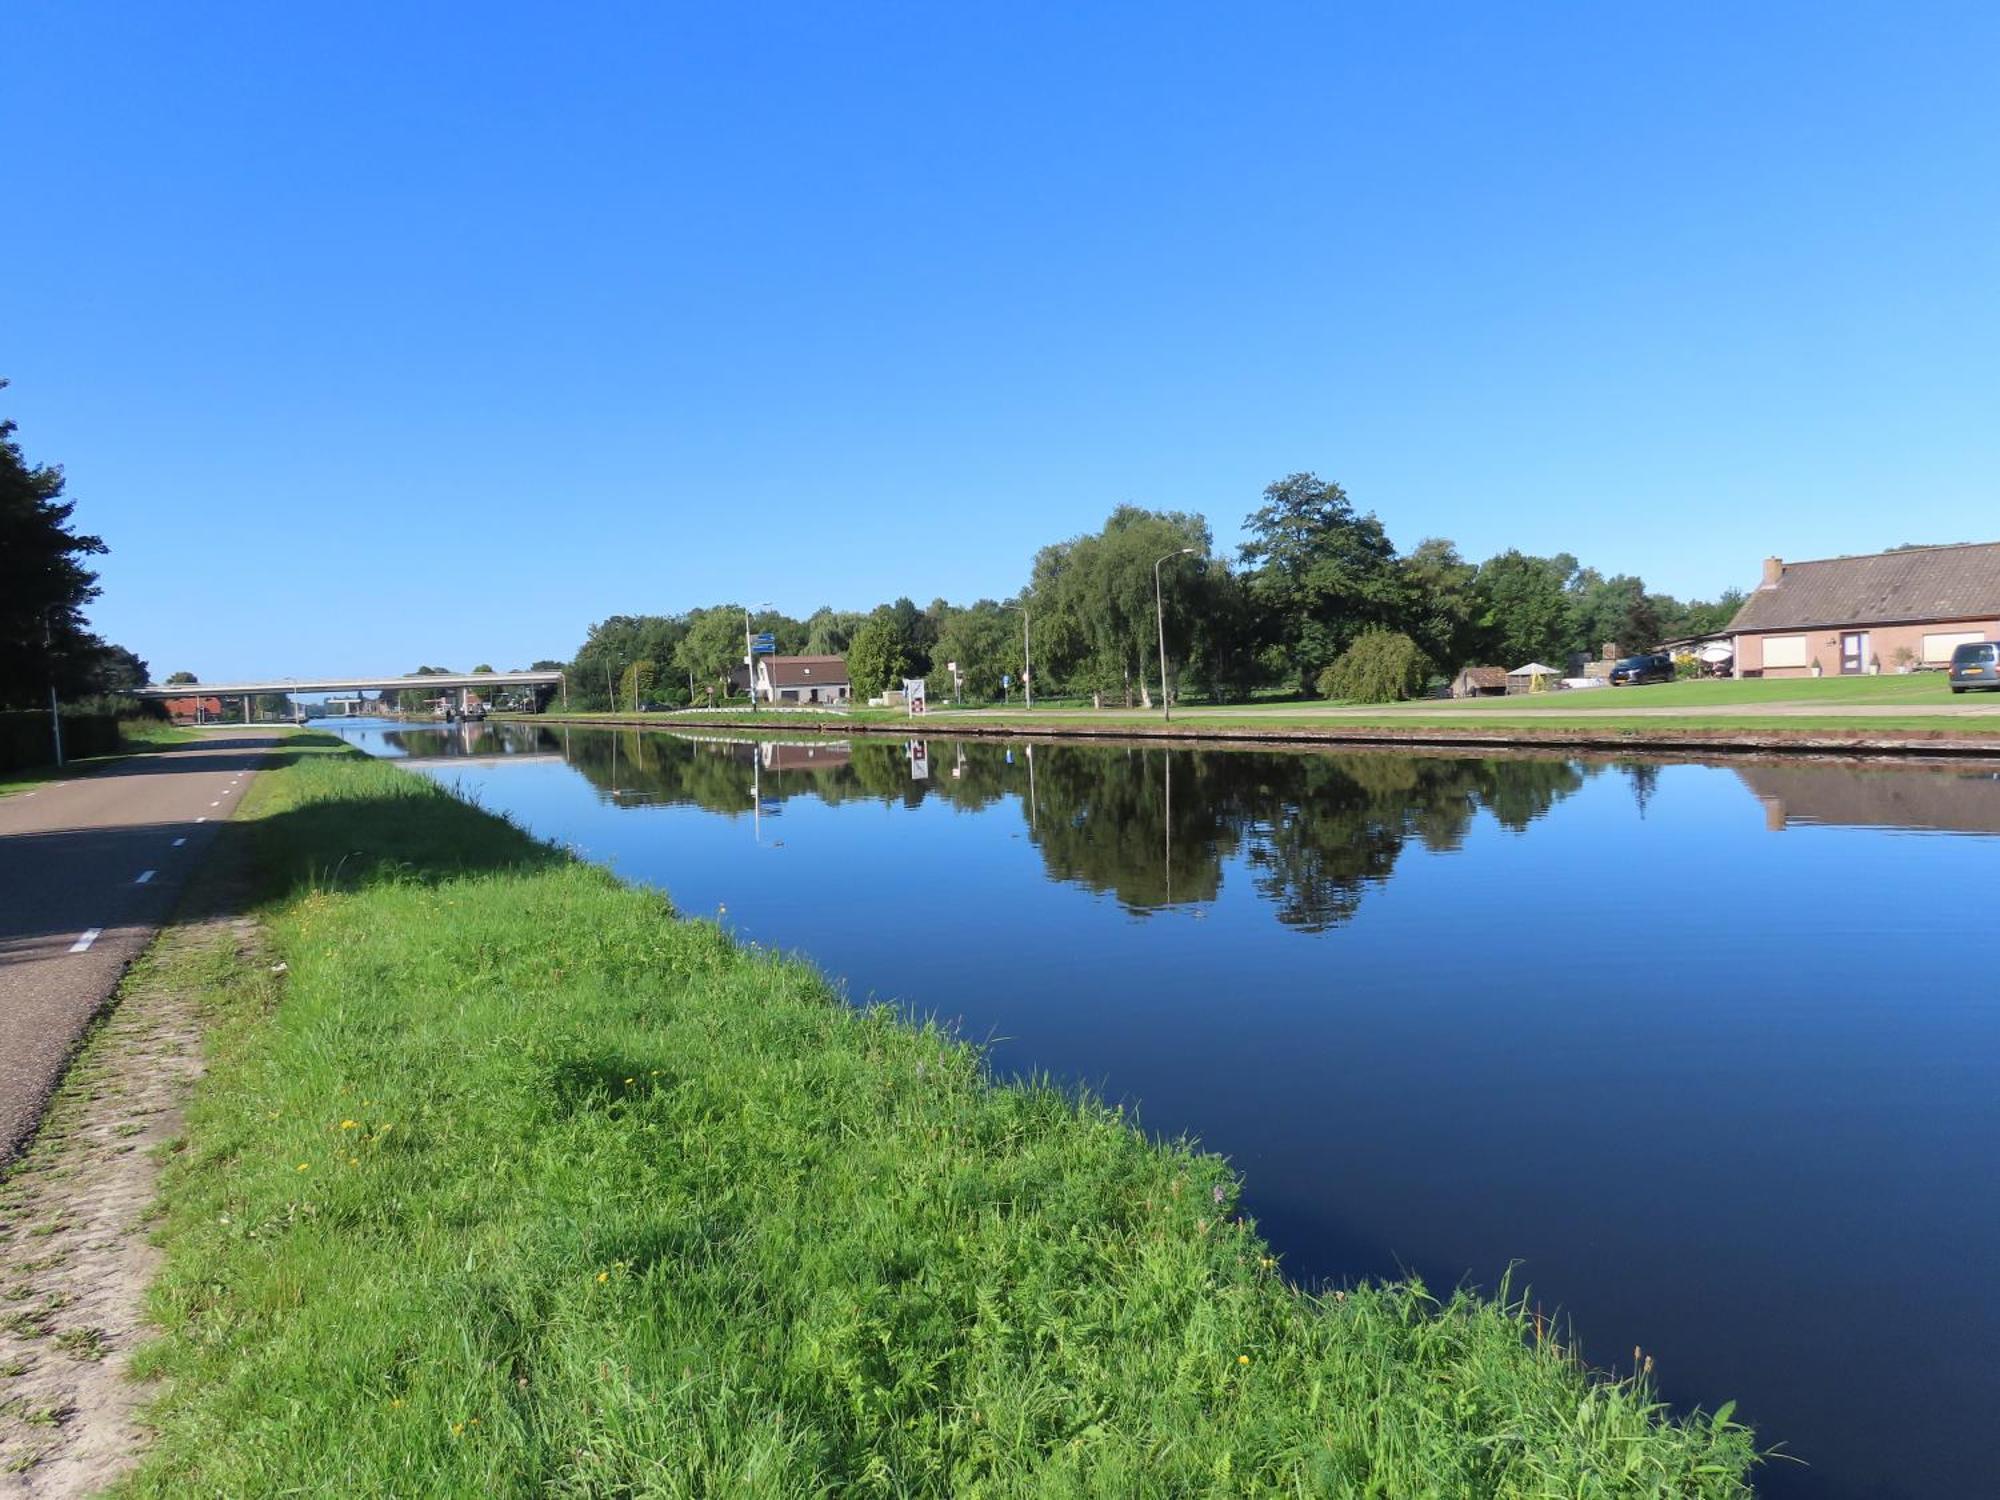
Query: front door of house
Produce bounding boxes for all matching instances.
[1841,631,1867,674]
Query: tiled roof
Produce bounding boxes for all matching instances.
[1728,542,2000,632]
[1455,666,1508,688]
[761,654,850,687]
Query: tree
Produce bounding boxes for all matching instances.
[929,599,1018,701]
[672,607,749,702]
[166,670,199,685]
[803,607,868,656]
[1471,551,1578,667]
[845,617,911,698]
[1566,570,1660,659]
[1,383,109,709]
[1239,473,1406,692]
[1316,629,1432,702]
[1398,538,1481,671]
[1028,507,1214,706]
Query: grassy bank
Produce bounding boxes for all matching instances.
[523,675,2000,748]
[125,739,1756,1495]
[0,720,199,798]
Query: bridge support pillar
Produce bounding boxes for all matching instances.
[242,695,252,725]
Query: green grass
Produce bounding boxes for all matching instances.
[519,674,2000,744]
[122,739,1756,1495]
[0,720,201,798]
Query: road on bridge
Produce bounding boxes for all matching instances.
[0,732,282,1164]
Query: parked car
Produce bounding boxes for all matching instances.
[1609,653,1675,686]
[1948,641,2000,693]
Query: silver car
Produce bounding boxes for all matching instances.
[1948,641,2000,693]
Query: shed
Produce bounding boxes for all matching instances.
[1451,666,1509,699]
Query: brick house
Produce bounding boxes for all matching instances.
[162,695,224,723]
[1727,543,2000,677]
[753,655,851,705]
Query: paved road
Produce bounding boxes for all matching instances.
[0,733,282,1164]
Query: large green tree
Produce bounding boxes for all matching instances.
[1238,473,1406,691]
[1030,507,1213,706]
[1,386,110,708]
[1470,551,1579,667]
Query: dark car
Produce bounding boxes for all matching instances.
[1609,652,1675,686]
[1949,641,2000,693]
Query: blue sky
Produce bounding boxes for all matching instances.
[6,2,1996,678]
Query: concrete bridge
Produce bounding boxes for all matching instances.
[131,671,565,721]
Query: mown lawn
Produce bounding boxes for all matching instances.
[124,740,1756,1494]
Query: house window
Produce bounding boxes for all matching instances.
[1923,630,1987,664]
[1761,635,1809,669]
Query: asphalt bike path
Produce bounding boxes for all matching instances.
[0,732,283,1163]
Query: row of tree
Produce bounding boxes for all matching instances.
[1,387,152,711]
[561,473,1744,708]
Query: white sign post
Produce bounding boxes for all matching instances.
[903,678,927,716]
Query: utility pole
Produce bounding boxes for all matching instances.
[744,609,757,715]
[43,612,64,767]
[1154,547,1198,721]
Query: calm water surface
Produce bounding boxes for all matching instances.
[331,719,1999,1499]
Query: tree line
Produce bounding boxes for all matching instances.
[1,386,151,711]
[562,473,1744,709]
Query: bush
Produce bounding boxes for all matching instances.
[1316,630,1433,703]
[0,709,121,772]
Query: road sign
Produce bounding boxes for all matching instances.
[903,678,927,716]
[751,632,777,654]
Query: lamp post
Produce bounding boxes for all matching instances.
[743,603,772,714]
[1154,547,1198,721]
[1021,588,1034,711]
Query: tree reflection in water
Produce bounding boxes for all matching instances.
[452,728,1598,933]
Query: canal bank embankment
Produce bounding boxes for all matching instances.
[116,736,1754,1495]
[503,709,2000,762]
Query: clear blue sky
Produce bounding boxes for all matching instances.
[6,2,1996,679]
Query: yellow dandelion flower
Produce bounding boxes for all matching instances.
[451,1422,464,1436]
[340,1120,358,1130]
[1237,1354,1250,1366]
[390,1398,404,1408]
[624,1077,635,1086]
[596,1271,609,1284]
[295,1162,310,1172]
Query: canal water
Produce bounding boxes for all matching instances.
[328,718,1999,1499]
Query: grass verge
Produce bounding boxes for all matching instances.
[122,738,1757,1495]
[0,721,201,799]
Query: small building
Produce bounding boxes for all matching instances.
[1727,543,2000,677]
[754,654,851,705]
[1451,666,1509,699]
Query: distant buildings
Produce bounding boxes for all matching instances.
[1728,542,2000,677]
[162,695,224,723]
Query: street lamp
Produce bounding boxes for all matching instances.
[743,602,773,714]
[1154,548,1199,721]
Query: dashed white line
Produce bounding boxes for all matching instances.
[69,928,102,954]
[209,800,221,808]
[196,816,208,824]
[136,869,157,884]
[172,837,187,847]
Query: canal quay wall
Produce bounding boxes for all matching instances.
[499,712,2000,764]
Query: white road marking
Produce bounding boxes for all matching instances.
[136,869,156,884]
[70,928,102,954]
[172,837,187,847]
[196,816,208,824]
[209,800,221,808]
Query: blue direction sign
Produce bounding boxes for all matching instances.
[751,632,777,654]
